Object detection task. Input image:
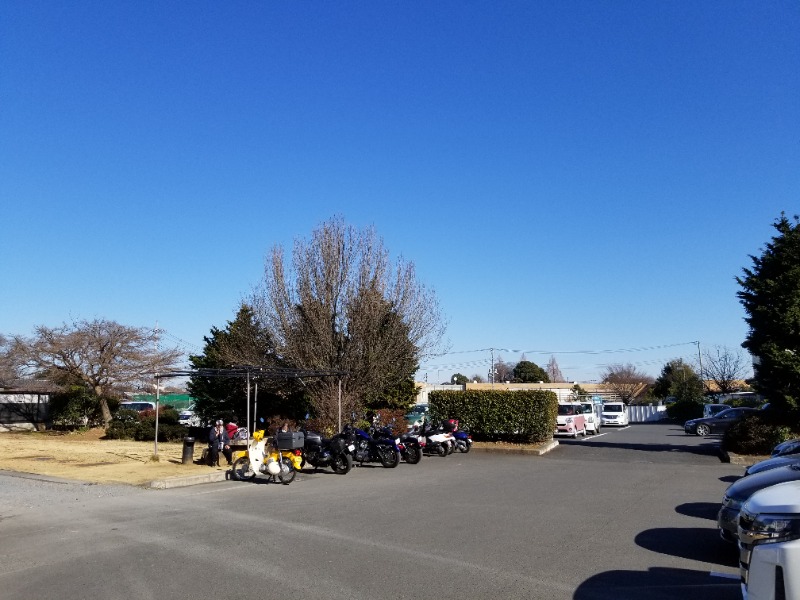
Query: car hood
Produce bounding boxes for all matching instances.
[746,456,800,476]
[725,464,800,501]
[743,480,800,514]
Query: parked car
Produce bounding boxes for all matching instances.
[405,404,429,426]
[703,403,729,418]
[601,402,629,427]
[178,410,200,426]
[580,400,603,434]
[745,454,800,476]
[717,463,800,542]
[738,480,800,599]
[555,402,587,438]
[772,437,800,458]
[683,406,758,436]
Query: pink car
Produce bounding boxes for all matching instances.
[555,403,587,438]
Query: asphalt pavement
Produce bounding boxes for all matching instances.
[0,422,745,600]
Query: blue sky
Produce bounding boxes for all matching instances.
[1,1,798,383]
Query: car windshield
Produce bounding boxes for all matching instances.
[605,405,622,413]
[558,405,576,415]
[581,404,592,413]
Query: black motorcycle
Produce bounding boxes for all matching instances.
[343,424,401,468]
[374,425,422,464]
[300,426,354,474]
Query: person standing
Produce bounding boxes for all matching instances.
[208,420,232,466]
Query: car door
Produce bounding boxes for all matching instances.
[712,408,741,433]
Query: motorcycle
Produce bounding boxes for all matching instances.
[452,428,472,453]
[232,428,304,485]
[373,424,422,465]
[444,418,472,453]
[300,424,355,474]
[343,424,401,468]
[418,418,455,457]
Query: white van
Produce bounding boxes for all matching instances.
[580,400,603,434]
[601,402,629,426]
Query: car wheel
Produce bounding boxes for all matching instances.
[696,424,710,436]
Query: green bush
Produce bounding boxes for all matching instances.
[723,414,795,455]
[665,399,703,422]
[105,408,188,442]
[428,389,558,443]
[48,387,110,429]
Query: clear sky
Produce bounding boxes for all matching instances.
[1,1,798,384]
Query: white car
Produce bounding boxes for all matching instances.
[738,479,800,599]
[580,401,603,434]
[601,402,629,426]
[177,410,200,426]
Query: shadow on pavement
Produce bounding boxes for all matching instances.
[719,474,740,483]
[563,438,721,457]
[675,501,721,521]
[574,567,740,600]
[635,527,738,568]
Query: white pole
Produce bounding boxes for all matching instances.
[154,374,160,457]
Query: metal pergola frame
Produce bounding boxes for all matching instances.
[150,366,347,457]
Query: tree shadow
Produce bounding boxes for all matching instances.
[566,438,722,458]
[675,502,721,521]
[635,527,738,568]
[574,567,740,600]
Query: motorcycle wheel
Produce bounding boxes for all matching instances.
[404,445,422,464]
[231,457,256,481]
[379,447,400,468]
[331,452,353,474]
[446,441,455,455]
[277,457,296,485]
[458,440,471,453]
[436,444,447,457]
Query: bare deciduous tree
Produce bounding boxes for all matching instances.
[546,356,566,383]
[601,363,654,403]
[252,217,445,426]
[703,345,751,395]
[12,319,183,423]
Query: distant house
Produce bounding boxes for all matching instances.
[0,380,56,431]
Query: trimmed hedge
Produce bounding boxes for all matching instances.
[428,389,558,443]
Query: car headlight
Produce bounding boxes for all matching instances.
[721,494,743,511]
[740,511,800,546]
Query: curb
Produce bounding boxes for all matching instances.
[147,469,231,489]
[471,439,559,456]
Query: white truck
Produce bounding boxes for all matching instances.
[738,479,800,599]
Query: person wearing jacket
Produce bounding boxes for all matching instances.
[208,420,233,466]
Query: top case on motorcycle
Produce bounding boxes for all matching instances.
[276,431,305,450]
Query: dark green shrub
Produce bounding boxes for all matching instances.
[665,399,703,422]
[48,387,109,429]
[429,389,558,443]
[105,408,188,441]
[105,410,142,440]
[723,414,794,455]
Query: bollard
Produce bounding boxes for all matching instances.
[182,437,195,465]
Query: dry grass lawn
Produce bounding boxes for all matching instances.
[0,428,229,486]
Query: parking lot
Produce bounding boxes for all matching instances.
[0,422,744,600]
